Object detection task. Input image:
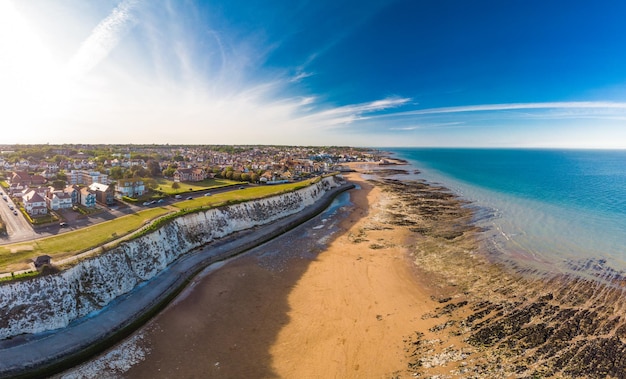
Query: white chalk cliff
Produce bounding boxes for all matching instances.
[0,176,343,340]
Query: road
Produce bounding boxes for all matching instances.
[0,193,37,242]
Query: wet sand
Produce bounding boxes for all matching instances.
[61,163,626,378]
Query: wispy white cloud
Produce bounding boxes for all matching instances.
[290,70,314,83]
[392,101,626,116]
[298,97,411,127]
[67,0,141,78]
[389,122,464,131]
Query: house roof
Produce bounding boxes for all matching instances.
[89,183,111,192]
[23,190,46,204]
[31,174,46,183]
[53,192,71,200]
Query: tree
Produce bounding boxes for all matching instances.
[56,171,68,181]
[162,166,176,177]
[52,180,66,190]
[109,166,124,180]
[129,165,149,178]
[147,159,161,177]
[171,182,180,189]
[144,178,157,189]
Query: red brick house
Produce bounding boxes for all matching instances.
[173,168,207,182]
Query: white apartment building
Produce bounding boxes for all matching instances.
[67,170,109,186]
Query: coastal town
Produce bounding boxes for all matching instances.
[0,144,382,237]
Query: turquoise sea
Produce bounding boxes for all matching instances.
[388,148,626,278]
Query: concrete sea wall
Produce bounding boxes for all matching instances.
[0,176,343,340]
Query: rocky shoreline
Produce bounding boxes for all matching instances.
[371,175,626,378]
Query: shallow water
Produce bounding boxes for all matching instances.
[388,148,626,277]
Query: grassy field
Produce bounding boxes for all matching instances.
[155,178,243,195]
[172,178,320,210]
[0,207,171,273]
[0,177,323,275]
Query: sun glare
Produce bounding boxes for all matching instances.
[0,0,74,140]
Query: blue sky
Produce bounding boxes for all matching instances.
[2,0,626,147]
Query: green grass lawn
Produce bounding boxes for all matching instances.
[155,178,243,195]
[172,178,319,210]
[0,207,171,272]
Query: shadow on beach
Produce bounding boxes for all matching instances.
[108,184,374,378]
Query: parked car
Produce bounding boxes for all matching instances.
[13,210,18,216]
[204,193,212,196]
[157,199,164,203]
[59,222,68,227]
[186,196,193,200]
[174,194,182,199]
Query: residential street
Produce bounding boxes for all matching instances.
[0,194,36,242]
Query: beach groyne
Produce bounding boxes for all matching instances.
[0,176,350,377]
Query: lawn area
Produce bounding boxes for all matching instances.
[172,178,319,210]
[0,207,171,273]
[155,178,243,195]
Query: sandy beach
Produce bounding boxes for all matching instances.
[117,170,449,378]
[62,163,626,378]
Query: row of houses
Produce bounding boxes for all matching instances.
[170,162,325,183]
[7,171,145,217]
[16,184,111,217]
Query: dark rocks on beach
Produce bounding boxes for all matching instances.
[371,170,626,378]
[454,279,626,377]
[364,168,410,176]
[376,178,474,243]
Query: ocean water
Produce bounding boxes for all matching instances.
[388,148,626,277]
